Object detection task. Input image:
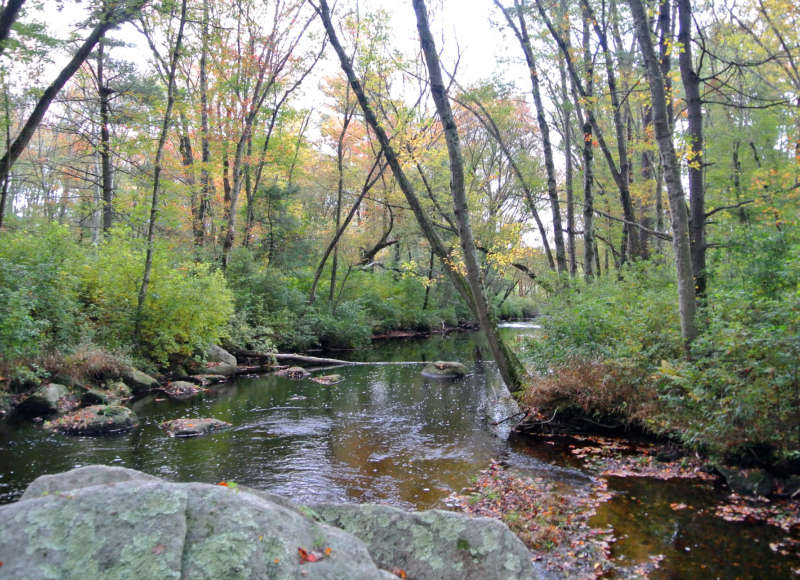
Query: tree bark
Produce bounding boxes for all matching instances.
[678,0,706,299]
[97,28,114,235]
[629,0,697,346]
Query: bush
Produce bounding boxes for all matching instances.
[0,224,84,365]
[82,235,234,363]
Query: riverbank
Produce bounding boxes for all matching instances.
[451,432,800,578]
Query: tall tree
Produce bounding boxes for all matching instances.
[314,0,525,391]
[629,0,697,346]
[0,0,146,229]
[136,0,188,333]
[495,0,567,274]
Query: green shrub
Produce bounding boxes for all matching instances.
[82,235,234,363]
[0,224,84,364]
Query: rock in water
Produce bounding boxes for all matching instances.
[43,405,138,435]
[16,383,72,418]
[161,381,206,401]
[196,344,238,377]
[160,418,231,437]
[310,374,343,385]
[119,367,159,396]
[421,361,469,379]
[275,366,310,379]
[1,466,543,579]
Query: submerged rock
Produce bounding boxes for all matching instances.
[160,417,231,437]
[43,405,138,435]
[1,466,542,579]
[311,374,343,385]
[421,361,469,379]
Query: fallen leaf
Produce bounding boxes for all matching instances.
[152,544,166,555]
[298,547,326,563]
[391,568,407,579]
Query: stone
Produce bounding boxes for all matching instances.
[119,367,159,396]
[80,382,133,407]
[16,383,71,418]
[717,465,774,496]
[275,366,310,379]
[21,465,160,500]
[44,405,138,435]
[312,503,538,580]
[160,418,231,437]
[196,345,238,378]
[421,361,469,379]
[161,381,206,401]
[1,466,542,580]
[310,374,343,385]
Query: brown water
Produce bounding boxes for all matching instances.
[1,325,798,577]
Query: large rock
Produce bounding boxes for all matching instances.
[43,405,138,435]
[312,503,536,580]
[160,418,231,438]
[275,366,310,379]
[22,465,160,500]
[16,383,72,418]
[1,466,542,580]
[119,367,159,396]
[717,465,774,497]
[197,345,238,377]
[421,361,469,379]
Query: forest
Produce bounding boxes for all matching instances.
[0,0,798,469]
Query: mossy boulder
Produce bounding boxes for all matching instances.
[160,418,231,438]
[119,367,159,396]
[44,405,138,435]
[1,465,543,579]
[195,344,238,377]
[16,383,74,418]
[421,361,469,379]
[312,503,536,580]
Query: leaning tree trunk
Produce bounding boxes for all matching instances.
[315,0,525,391]
[413,0,525,390]
[629,0,697,347]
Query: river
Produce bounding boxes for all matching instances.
[1,324,798,577]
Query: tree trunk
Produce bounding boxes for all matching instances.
[136,0,187,333]
[500,0,567,274]
[315,0,525,391]
[414,0,525,391]
[97,29,114,235]
[197,0,212,247]
[629,0,697,346]
[678,0,706,300]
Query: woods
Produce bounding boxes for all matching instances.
[0,0,799,462]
